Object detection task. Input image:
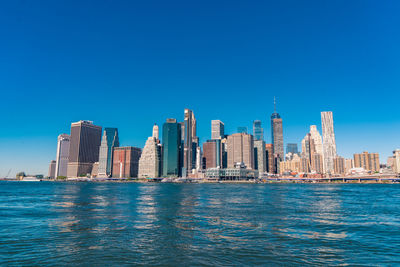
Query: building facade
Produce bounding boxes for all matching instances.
[55,133,70,178]
[265,143,274,173]
[254,140,266,172]
[211,120,224,140]
[183,109,198,176]
[112,147,142,178]
[309,125,323,155]
[253,120,263,141]
[321,111,337,175]
[334,157,345,175]
[48,160,56,179]
[67,121,102,177]
[286,143,298,155]
[98,128,119,177]
[227,133,254,169]
[138,124,162,178]
[162,119,182,177]
[353,151,380,173]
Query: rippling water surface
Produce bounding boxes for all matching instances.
[1,182,400,266]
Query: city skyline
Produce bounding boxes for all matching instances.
[1,1,400,176]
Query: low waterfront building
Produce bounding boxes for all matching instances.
[205,167,259,181]
[112,147,142,178]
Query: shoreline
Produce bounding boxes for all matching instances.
[1,178,399,184]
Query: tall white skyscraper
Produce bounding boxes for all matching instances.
[152,124,159,140]
[138,125,161,178]
[321,111,337,174]
[309,125,323,155]
[55,134,70,178]
[211,120,224,140]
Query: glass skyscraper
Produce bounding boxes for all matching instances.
[162,119,182,177]
[98,128,119,177]
[253,120,263,141]
[286,143,298,155]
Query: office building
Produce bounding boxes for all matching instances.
[253,120,263,141]
[237,127,248,134]
[183,109,198,176]
[321,111,337,174]
[265,144,274,173]
[254,140,266,172]
[271,98,284,168]
[227,133,254,169]
[353,151,380,173]
[312,153,324,174]
[98,128,119,177]
[334,157,345,175]
[393,149,400,173]
[211,120,224,140]
[48,160,56,179]
[309,125,323,155]
[162,119,182,177]
[112,147,142,178]
[280,154,301,174]
[286,143,298,155]
[67,120,102,177]
[345,158,354,174]
[55,134,70,178]
[138,124,162,178]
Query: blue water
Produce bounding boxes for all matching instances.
[1,182,400,266]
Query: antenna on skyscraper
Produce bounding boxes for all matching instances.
[274,96,277,113]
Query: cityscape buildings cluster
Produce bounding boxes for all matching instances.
[48,104,400,180]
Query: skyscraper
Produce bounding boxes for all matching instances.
[138,124,162,178]
[203,139,223,169]
[253,120,263,141]
[112,147,142,178]
[55,133,70,178]
[309,125,323,155]
[321,111,337,174]
[271,98,284,173]
[286,143,298,155]
[98,128,119,177]
[48,160,56,179]
[227,133,254,169]
[67,120,102,177]
[211,120,224,140]
[162,118,182,177]
[237,127,248,134]
[301,133,315,172]
[183,109,198,176]
[254,140,266,172]
[152,124,159,140]
[265,143,274,173]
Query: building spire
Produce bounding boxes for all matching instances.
[274,96,277,113]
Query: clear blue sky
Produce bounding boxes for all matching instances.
[1,0,399,176]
